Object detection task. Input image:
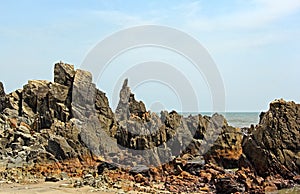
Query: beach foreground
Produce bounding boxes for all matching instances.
[0,180,113,194]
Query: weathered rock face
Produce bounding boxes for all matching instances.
[0,82,5,97]
[182,113,243,169]
[114,80,197,165]
[115,79,147,121]
[0,62,116,171]
[128,93,147,118]
[54,62,75,87]
[22,80,70,129]
[204,121,243,169]
[115,79,131,121]
[243,99,300,178]
[114,80,243,167]
[71,69,95,120]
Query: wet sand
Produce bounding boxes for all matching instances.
[0,181,113,194]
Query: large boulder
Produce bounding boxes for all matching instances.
[183,113,243,168]
[204,121,243,168]
[47,134,77,160]
[243,99,300,178]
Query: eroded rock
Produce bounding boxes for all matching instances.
[243,99,300,178]
[54,62,75,87]
[1,62,299,193]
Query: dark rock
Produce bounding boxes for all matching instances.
[128,93,147,118]
[0,90,22,114]
[45,176,60,182]
[215,177,245,194]
[97,162,119,174]
[22,80,70,128]
[95,89,114,119]
[54,62,75,87]
[243,99,300,178]
[0,82,5,97]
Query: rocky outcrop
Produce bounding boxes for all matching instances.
[114,80,242,168]
[204,121,243,169]
[0,62,116,171]
[243,99,300,178]
[1,62,300,193]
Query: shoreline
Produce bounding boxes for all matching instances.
[0,180,113,194]
[1,181,299,194]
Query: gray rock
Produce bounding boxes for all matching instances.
[83,173,95,186]
[71,69,95,120]
[47,135,76,160]
[130,165,149,175]
[115,79,131,121]
[2,108,19,117]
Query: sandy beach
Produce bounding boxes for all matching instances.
[0,181,112,194]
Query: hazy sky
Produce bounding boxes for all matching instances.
[1,0,300,112]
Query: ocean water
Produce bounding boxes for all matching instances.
[181,112,260,128]
[217,112,260,128]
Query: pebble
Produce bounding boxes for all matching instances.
[59,183,73,188]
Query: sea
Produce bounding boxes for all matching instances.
[181,112,260,128]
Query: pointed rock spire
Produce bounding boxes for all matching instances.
[115,78,131,121]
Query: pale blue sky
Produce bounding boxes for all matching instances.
[1,0,300,112]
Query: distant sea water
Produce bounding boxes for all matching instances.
[180,112,260,128]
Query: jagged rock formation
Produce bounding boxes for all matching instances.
[210,124,243,169]
[0,64,245,170]
[1,62,300,193]
[115,79,147,121]
[114,79,242,168]
[0,62,116,173]
[243,99,300,178]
